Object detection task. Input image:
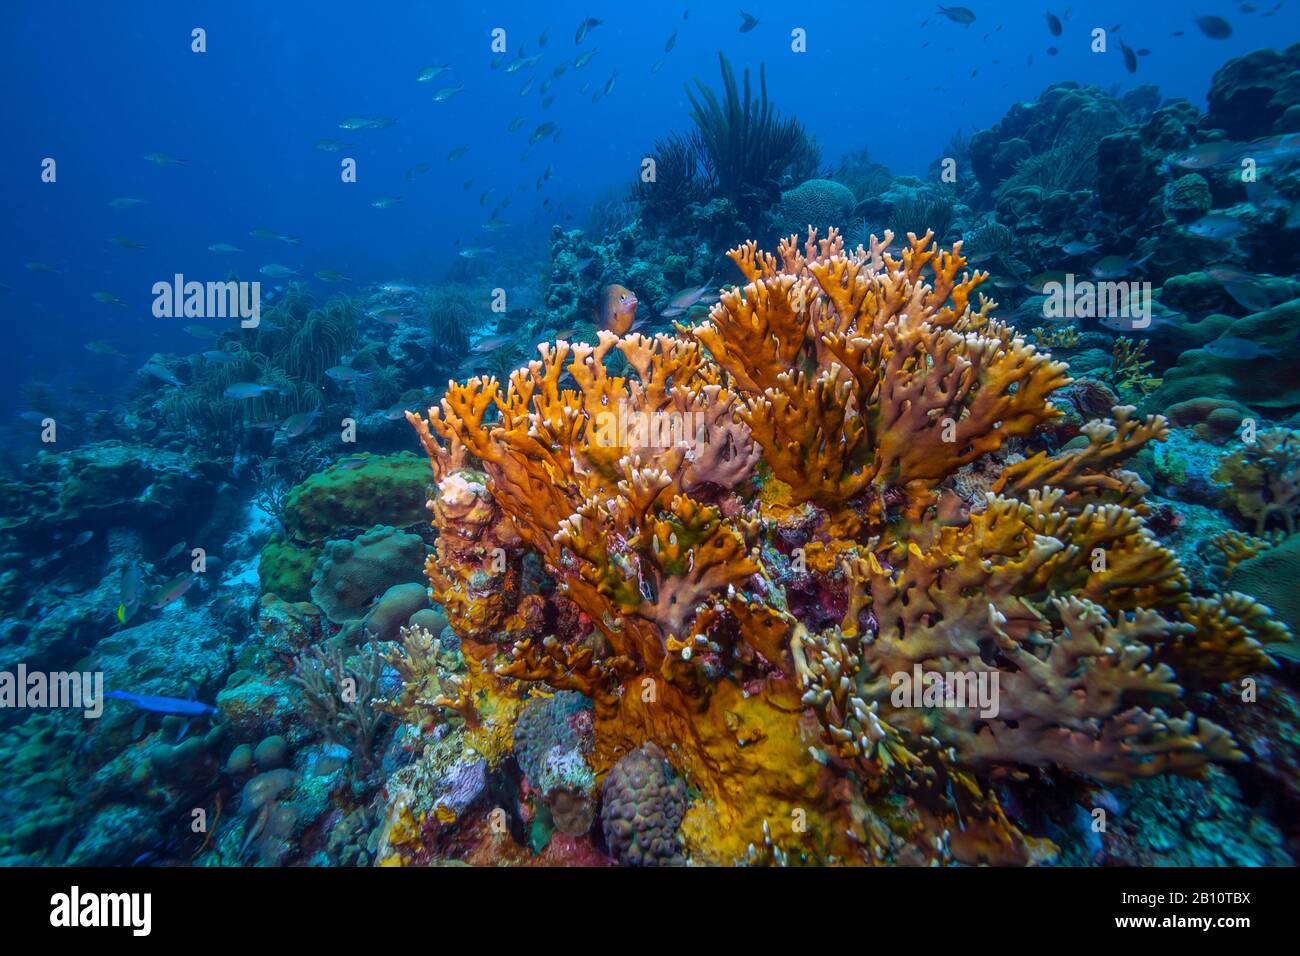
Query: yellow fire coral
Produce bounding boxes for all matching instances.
[405,227,1286,866]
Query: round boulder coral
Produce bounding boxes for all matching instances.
[772,179,856,236]
[282,453,431,543]
[1163,173,1212,224]
[600,742,686,866]
[309,525,427,624]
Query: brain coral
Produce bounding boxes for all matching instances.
[599,743,686,866]
[1229,535,1300,657]
[1163,173,1212,223]
[309,525,428,625]
[514,692,591,782]
[772,179,856,235]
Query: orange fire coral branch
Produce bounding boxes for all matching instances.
[403,226,1287,866]
[695,228,1070,508]
[993,405,1168,508]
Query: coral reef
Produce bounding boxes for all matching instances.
[1206,41,1300,139]
[8,31,1300,875]
[401,227,1285,865]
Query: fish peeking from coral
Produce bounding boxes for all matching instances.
[596,283,639,335]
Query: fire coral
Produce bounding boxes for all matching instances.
[404,228,1287,866]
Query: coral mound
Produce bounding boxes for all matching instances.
[404,227,1286,866]
[600,743,687,867]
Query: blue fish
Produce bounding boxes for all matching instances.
[104,690,217,717]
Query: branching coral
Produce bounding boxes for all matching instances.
[1209,529,1276,575]
[290,642,387,771]
[1031,326,1080,350]
[404,227,1287,866]
[993,405,1164,509]
[374,624,477,728]
[695,229,1070,510]
[801,549,1237,783]
[1214,429,1300,535]
[1163,593,1290,687]
[1107,336,1162,396]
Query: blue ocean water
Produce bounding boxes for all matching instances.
[1,0,1292,419]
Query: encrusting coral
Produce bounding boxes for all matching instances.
[401,227,1288,866]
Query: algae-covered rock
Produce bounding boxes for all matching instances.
[217,676,302,740]
[1096,128,1165,226]
[241,768,299,814]
[352,581,430,642]
[254,735,290,771]
[65,804,163,866]
[1206,41,1300,139]
[226,743,254,776]
[968,82,1128,192]
[281,453,431,543]
[257,533,318,602]
[408,606,448,638]
[1059,766,1291,866]
[0,440,223,540]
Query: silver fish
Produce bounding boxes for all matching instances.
[1201,337,1279,360]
